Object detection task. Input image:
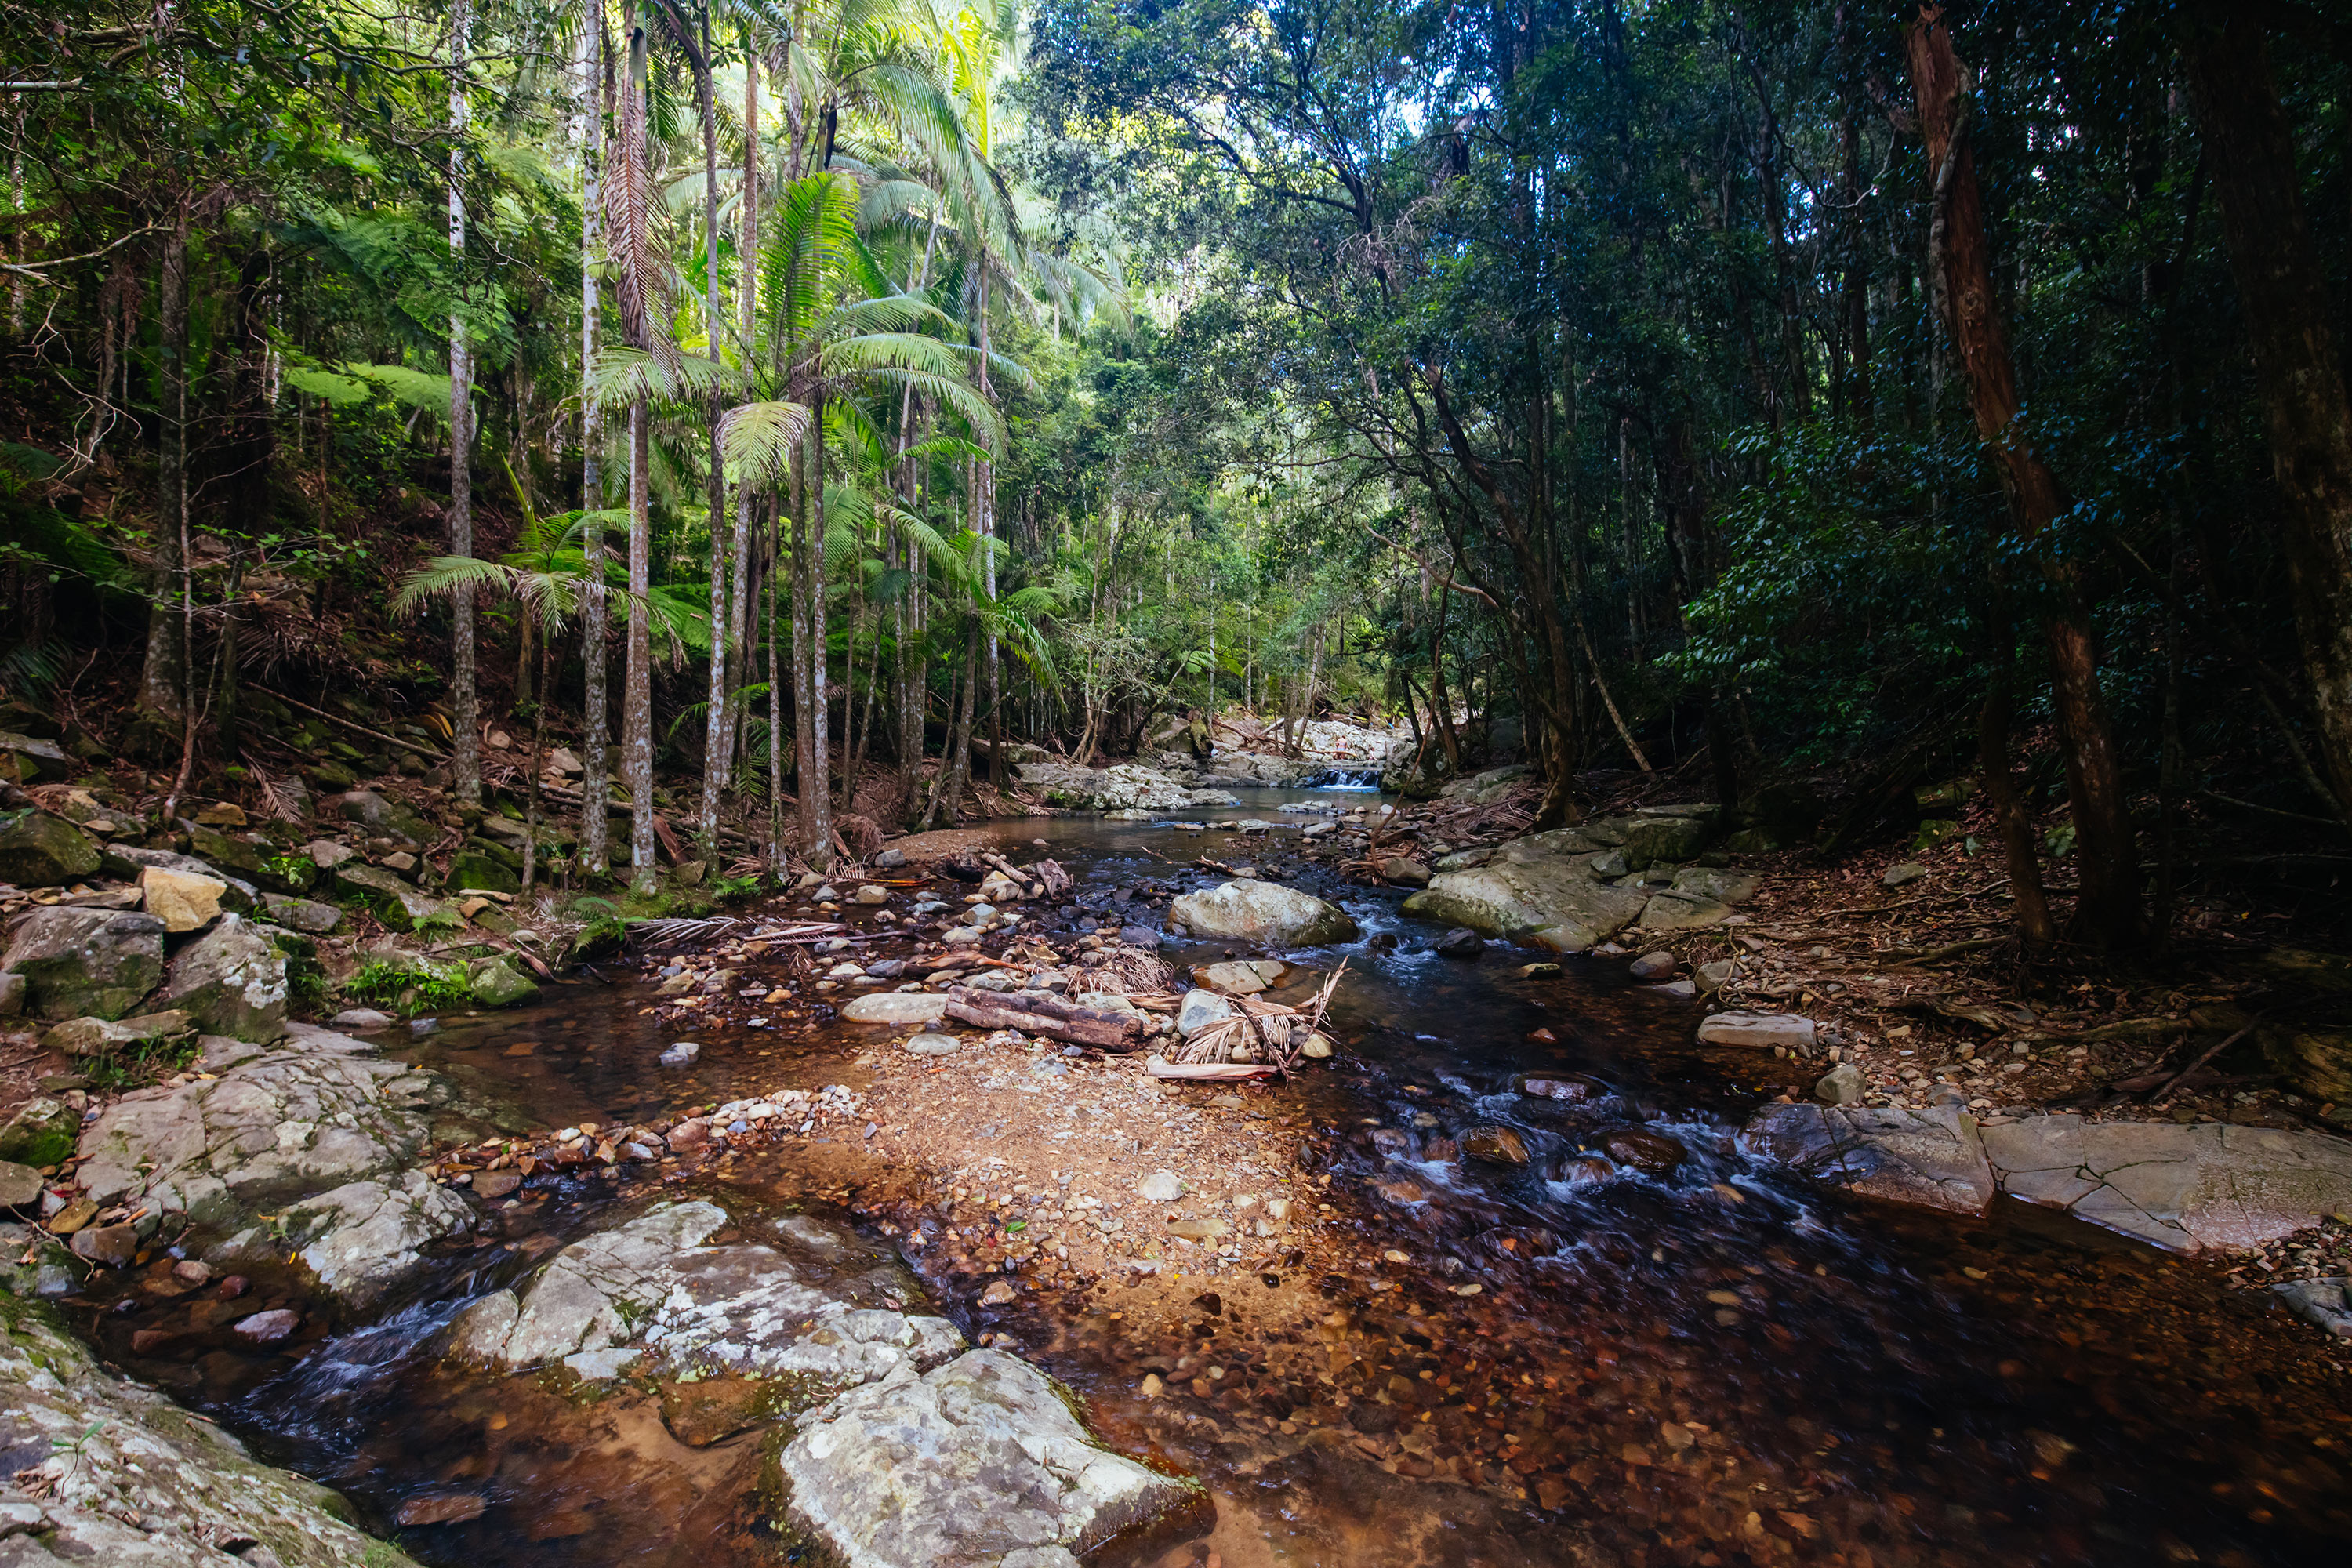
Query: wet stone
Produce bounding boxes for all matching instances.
[395,1493,487,1527]
[1463,1126,1530,1166]
[1598,1128,1687,1178]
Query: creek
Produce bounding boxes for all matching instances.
[53,787,2352,1566]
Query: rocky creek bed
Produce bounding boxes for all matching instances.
[0,776,2350,1564]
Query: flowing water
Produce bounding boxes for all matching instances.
[60,788,2352,1566]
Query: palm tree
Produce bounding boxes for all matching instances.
[720,164,1000,866]
[575,0,613,879]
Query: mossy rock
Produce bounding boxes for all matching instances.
[448,850,521,895]
[0,808,100,887]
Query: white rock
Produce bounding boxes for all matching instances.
[1697,1011,1817,1049]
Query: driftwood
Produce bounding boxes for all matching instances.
[1145,1060,1278,1082]
[942,985,1151,1051]
[980,851,1075,902]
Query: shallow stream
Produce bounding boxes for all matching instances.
[59,788,2352,1565]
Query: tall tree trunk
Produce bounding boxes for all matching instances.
[447,0,481,806]
[136,198,189,758]
[767,490,786,867]
[576,10,610,878]
[2181,5,2352,816]
[623,397,655,892]
[723,52,761,832]
[924,615,980,830]
[1428,589,1461,775]
[975,273,1005,793]
[693,9,731,857]
[1909,6,2140,947]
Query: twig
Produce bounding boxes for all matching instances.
[252,687,448,760]
[1881,935,2011,968]
[2144,1023,2258,1103]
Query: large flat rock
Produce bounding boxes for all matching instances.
[74,1022,466,1299]
[778,1348,1210,1568]
[1980,1114,2352,1254]
[1742,1104,1995,1215]
[451,1200,964,1391]
[1400,826,1654,949]
[0,1300,422,1566]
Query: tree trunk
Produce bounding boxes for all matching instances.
[2181,5,2352,816]
[1428,590,1461,774]
[924,616,980,830]
[623,396,656,893]
[723,53,761,831]
[447,0,481,807]
[694,15,731,858]
[136,198,189,758]
[1976,595,2056,943]
[1910,6,2140,947]
[577,13,610,879]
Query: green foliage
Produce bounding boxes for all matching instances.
[85,1035,204,1094]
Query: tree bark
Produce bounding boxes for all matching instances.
[577,13,611,879]
[623,396,656,893]
[943,986,1149,1051]
[2181,5,2352,816]
[447,0,481,807]
[1909,5,2140,947]
[136,198,189,757]
[693,9,731,858]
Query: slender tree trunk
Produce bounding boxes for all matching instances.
[724,53,760,828]
[1428,590,1461,774]
[1976,593,2056,942]
[448,0,481,806]
[808,397,831,862]
[1910,8,2140,947]
[924,616,980,830]
[523,635,552,891]
[623,397,656,893]
[767,490,786,867]
[577,13,611,878]
[694,15,731,858]
[2181,6,2352,815]
[137,198,190,757]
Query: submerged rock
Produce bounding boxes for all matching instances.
[1166,879,1358,946]
[842,991,950,1025]
[450,1200,964,1390]
[776,1348,1210,1568]
[1743,1103,1995,1216]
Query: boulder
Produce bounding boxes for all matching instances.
[0,731,71,783]
[260,891,343,933]
[1697,1011,1817,1049]
[331,1007,396,1031]
[335,789,434,846]
[1599,1127,1689,1177]
[76,1023,458,1298]
[305,840,354,869]
[1194,959,1283,996]
[334,862,452,931]
[1016,760,1240,812]
[0,808,100,889]
[1401,830,1649,950]
[468,956,540,1008]
[43,1010,191,1059]
[1428,927,1485,958]
[1375,856,1432,887]
[152,914,289,1043]
[1980,1113,2352,1254]
[776,1348,1210,1568]
[1638,866,1761,931]
[0,906,165,1020]
[2273,1277,2352,1340]
[186,823,270,884]
[448,849,521,895]
[139,864,227,933]
[1744,1103,1995,1216]
[0,971,19,1015]
[105,845,260,912]
[0,1098,82,1167]
[841,991,949,1025]
[1175,989,1236,1038]
[451,1201,964,1389]
[1166,879,1358,946]
[276,1171,477,1305]
[0,1305,424,1566]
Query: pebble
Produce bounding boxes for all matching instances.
[1138,1171,1185,1203]
[659,1041,701,1067]
[904,1034,959,1057]
[978,1279,1017,1307]
[234,1309,300,1343]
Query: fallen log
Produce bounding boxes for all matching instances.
[1145,1058,1278,1082]
[942,985,1150,1051]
